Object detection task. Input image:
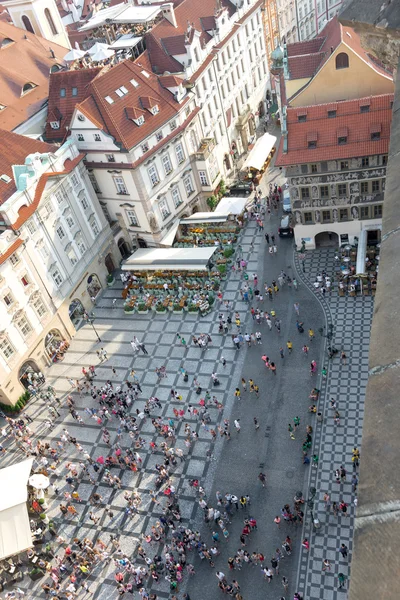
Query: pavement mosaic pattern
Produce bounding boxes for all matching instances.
[0,224,262,600]
[294,248,373,599]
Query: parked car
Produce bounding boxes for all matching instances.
[227,181,252,197]
[282,190,291,213]
[278,214,294,237]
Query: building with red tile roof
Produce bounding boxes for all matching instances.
[0,22,67,135]
[0,131,119,406]
[275,93,393,250]
[282,17,394,107]
[44,67,103,143]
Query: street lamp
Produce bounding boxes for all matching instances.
[84,312,101,343]
[307,486,320,529]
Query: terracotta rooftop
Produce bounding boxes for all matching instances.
[44,67,103,142]
[276,93,394,166]
[145,0,236,74]
[0,22,68,131]
[286,16,393,83]
[0,237,23,265]
[0,130,57,204]
[10,153,85,230]
[75,59,187,150]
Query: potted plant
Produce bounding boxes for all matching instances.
[39,513,50,525]
[29,567,45,581]
[107,273,115,287]
[124,304,135,314]
[213,281,220,291]
[217,264,227,278]
[137,302,148,315]
[223,247,234,259]
[188,304,199,313]
[173,303,183,314]
[155,303,167,313]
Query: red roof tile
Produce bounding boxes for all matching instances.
[276,94,394,166]
[0,22,68,131]
[286,38,325,57]
[0,238,23,265]
[0,130,57,204]
[44,67,103,142]
[75,59,187,150]
[10,153,85,229]
[159,74,183,87]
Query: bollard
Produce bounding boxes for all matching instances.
[317,412,323,423]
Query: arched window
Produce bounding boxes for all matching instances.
[21,15,34,34]
[335,52,349,70]
[45,8,58,35]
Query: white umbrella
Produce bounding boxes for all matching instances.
[91,47,115,62]
[63,48,86,62]
[88,42,110,56]
[29,474,50,490]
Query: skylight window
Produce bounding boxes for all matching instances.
[120,86,128,94]
[130,79,139,88]
[141,70,150,79]
[115,87,128,98]
[105,96,114,104]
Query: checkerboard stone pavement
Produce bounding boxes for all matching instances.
[294,248,373,600]
[0,222,264,600]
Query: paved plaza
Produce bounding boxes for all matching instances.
[0,165,373,600]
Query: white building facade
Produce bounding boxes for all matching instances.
[0,135,119,405]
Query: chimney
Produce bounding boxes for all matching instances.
[161,2,177,28]
[330,46,333,53]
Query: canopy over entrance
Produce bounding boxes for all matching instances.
[121,247,217,271]
[0,458,33,560]
[214,196,248,215]
[242,133,277,171]
[179,212,229,225]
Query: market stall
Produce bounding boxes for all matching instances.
[242,133,277,184]
[121,247,217,272]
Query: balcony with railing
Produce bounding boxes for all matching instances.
[193,138,216,161]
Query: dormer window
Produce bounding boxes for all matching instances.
[50,121,60,129]
[370,123,381,141]
[136,115,145,126]
[151,105,159,115]
[360,104,370,113]
[1,37,14,48]
[22,82,36,95]
[371,131,381,141]
[308,141,316,149]
[328,110,336,118]
[338,136,347,145]
[60,88,66,98]
[298,114,306,122]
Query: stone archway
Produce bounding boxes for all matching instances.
[315,231,339,248]
[191,206,199,215]
[117,237,130,259]
[138,238,147,248]
[19,360,45,390]
[87,273,102,299]
[44,329,68,362]
[69,298,85,325]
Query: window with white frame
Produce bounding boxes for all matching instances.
[126,209,139,226]
[113,176,128,194]
[81,195,89,210]
[159,198,170,220]
[27,220,37,235]
[198,171,208,186]
[71,173,79,187]
[67,249,78,265]
[106,154,115,162]
[77,134,84,141]
[184,175,194,197]
[90,220,100,236]
[3,292,14,307]
[0,337,14,360]
[9,253,19,266]
[66,214,75,228]
[88,172,100,193]
[20,274,30,287]
[56,225,66,240]
[51,269,63,287]
[172,187,182,208]
[162,154,173,175]
[175,143,185,164]
[16,315,32,337]
[148,165,160,187]
[94,133,101,141]
[170,120,177,132]
[55,190,64,204]
[33,296,47,317]
[141,142,149,153]
[39,245,49,260]
[156,131,164,142]
[76,237,86,255]
[44,202,53,215]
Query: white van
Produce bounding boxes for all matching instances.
[283,189,291,213]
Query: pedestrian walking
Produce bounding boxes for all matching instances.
[287,340,293,353]
[294,302,300,315]
[282,576,289,592]
[322,559,331,571]
[234,419,241,433]
[338,572,347,589]
[279,347,284,359]
[258,472,266,487]
[351,473,358,492]
[253,417,260,431]
[339,543,348,558]
[221,356,226,368]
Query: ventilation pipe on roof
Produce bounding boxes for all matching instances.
[161,3,177,28]
[330,46,333,53]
